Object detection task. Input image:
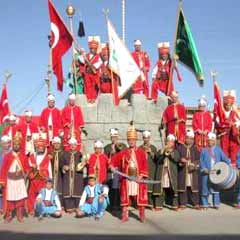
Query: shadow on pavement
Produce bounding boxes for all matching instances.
[0,232,240,240]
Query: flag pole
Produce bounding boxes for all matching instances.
[166,0,182,96]
[66,4,78,95]
[45,48,52,95]
[103,8,116,105]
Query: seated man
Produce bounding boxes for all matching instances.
[35,178,62,220]
[76,176,109,220]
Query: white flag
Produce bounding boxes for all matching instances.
[107,19,140,98]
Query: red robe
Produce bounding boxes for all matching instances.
[111,148,148,207]
[151,59,181,99]
[27,153,52,213]
[131,51,150,97]
[216,110,239,166]
[61,105,85,151]
[88,153,109,184]
[163,103,186,144]
[16,121,39,154]
[39,107,62,143]
[192,111,213,151]
[100,61,112,93]
[0,152,29,214]
[84,53,102,101]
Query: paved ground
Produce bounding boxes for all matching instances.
[0,204,240,240]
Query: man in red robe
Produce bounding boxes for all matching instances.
[151,42,182,102]
[2,114,18,142]
[162,91,186,144]
[88,140,109,184]
[0,134,29,222]
[78,36,102,103]
[39,94,62,145]
[131,40,150,98]
[61,94,85,151]
[17,110,39,155]
[192,96,213,152]
[215,90,239,166]
[27,137,52,214]
[111,122,148,223]
[100,43,112,93]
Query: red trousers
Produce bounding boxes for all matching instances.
[151,79,173,100]
[6,199,25,211]
[84,73,99,101]
[133,79,149,98]
[27,179,46,213]
[100,82,112,93]
[220,134,238,166]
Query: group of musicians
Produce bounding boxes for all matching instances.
[1,81,240,224]
[1,34,240,223]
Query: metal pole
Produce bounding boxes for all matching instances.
[122,0,125,43]
[66,4,78,94]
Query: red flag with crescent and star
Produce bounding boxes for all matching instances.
[0,84,10,125]
[48,0,73,91]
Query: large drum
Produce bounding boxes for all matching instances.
[209,162,238,190]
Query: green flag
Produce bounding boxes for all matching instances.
[175,8,204,86]
[65,72,84,94]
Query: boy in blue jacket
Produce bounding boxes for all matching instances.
[76,176,109,220]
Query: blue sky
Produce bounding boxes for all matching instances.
[1,0,240,115]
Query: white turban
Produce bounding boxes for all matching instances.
[208,132,216,140]
[68,138,77,145]
[109,128,119,137]
[47,94,55,101]
[167,134,176,141]
[142,130,151,138]
[186,129,194,138]
[94,140,104,148]
[52,136,61,144]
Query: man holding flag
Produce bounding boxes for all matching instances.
[214,83,239,166]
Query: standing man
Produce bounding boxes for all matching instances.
[162,91,187,144]
[62,94,85,151]
[200,132,230,209]
[151,42,181,101]
[49,137,64,205]
[0,135,12,215]
[177,130,200,210]
[17,110,39,155]
[131,40,150,98]
[153,134,179,211]
[77,36,102,103]
[111,122,148,223]
[27,137,52,215]
[60,138,85,213]
[0,134,29,223]
[104,128,127,212]
[39,94,62,145]
[100,43,112,94]
[139,130,157,210]
[215,90,239,166]
[192,96,213,152]
[88,140,109,184]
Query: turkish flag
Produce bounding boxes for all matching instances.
[0,84,10,124]
[214,80,225,124]
[48,0,73,91]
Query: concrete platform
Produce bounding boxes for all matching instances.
[0,204,240,240]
